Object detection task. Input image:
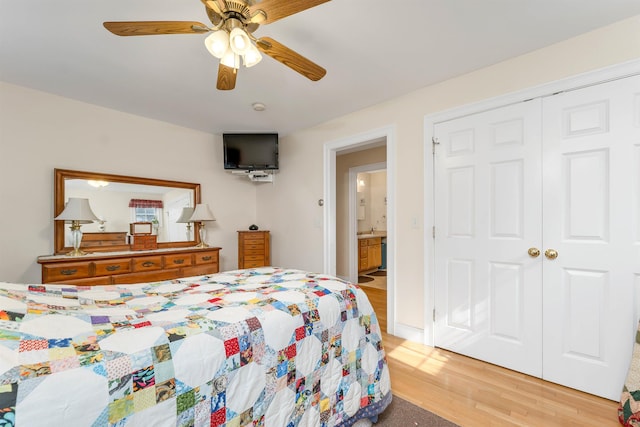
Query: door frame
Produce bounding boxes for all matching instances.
[423,58,640,346]
[348,162,387,284]
[323,125,396,335]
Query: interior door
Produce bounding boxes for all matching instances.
[433,99,544,377]
[541,75,640,400]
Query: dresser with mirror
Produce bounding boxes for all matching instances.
[38,169,221,285]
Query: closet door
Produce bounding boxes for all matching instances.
[541,74,640,400]
[433,99,544,377]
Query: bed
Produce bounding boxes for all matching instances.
[0,267,391,426]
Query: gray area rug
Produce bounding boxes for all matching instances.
[375,395,459,426]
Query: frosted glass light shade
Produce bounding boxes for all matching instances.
[55,198,98,223]
[204,31,229,59]
[229,27,251,55]
[220,48,240,69]
[244,44,262,68]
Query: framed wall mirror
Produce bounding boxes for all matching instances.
[54,169,201,254]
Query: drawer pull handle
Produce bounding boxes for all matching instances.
[60,269,77,276]
[142,262,155,267]
[173,259,185,265]
[202,256,212,261]
[106,265,121,272]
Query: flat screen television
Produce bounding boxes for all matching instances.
[223,133,279,171]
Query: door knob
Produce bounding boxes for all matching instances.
[528,248,540,258]
[545,249,558,260]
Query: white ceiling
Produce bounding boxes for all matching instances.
[2,0,639,137]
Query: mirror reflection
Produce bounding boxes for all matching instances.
[54,169,201,254]
[64,180,195,244]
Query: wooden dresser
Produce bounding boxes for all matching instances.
[38,247,221,286]
[238,231,270,269]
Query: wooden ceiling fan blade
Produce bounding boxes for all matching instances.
[103,21,209,36]
[249,0,331,25]
[201,0,227,16]
[257,37,326,81]
[217,63,237,90]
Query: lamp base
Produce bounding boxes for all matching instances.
[66,248,88,256]
[194,242,210,248]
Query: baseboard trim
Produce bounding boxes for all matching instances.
[392,323,424,343]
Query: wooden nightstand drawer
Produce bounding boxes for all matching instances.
[94,259,132,276]
[133,256,163,272]
[164,253,193,269]
[42,262,91,282]
[194,251,219,265]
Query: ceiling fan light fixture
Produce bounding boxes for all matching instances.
[204,30,229,59]
[229,27,251,55]
[220,48,240,69]
[244,43,262,67]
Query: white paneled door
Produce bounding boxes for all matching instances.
[433,74,640,399]
[433,99,544,378]
[541,75,640,399]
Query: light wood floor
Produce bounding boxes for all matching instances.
[359,282,621,427]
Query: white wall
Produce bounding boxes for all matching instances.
[256,15,640,333]
[0,83,257,282]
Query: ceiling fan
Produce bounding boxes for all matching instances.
[104,0,330,90]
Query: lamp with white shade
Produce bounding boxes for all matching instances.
[176,207,195,241]
[189,204,216,248]
[54,198,99,256]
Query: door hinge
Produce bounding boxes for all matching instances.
[432,137,440,154]
[433,308,436,322]
[432,226,435,239]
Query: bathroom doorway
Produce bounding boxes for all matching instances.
[352,166,387,289]
[324,126,395,334]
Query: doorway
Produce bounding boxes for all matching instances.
[323,126,396,334]
[350,166,387,286]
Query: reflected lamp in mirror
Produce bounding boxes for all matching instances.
[176,207,195,241]
[189,204,215,248]
[55,198,99,256]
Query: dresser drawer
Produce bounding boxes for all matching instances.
[243,255,265,263]
[133,256,163,272]
[194,251,219,265]
[241,232,266,241]
[164,253,193,269]
[42,262,91,282]
[243,249,265,256]
[242,260,266,269]
[50,276,112,286]
[243,243,265,251]
[94,259,132,276]
[112,270,180,285]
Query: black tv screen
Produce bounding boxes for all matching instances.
[223,133,279,171]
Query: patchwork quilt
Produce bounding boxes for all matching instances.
[0,267,391,426]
